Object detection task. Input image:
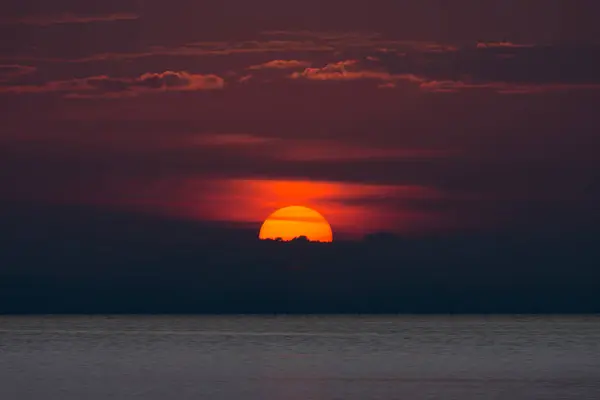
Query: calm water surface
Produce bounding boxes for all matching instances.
[1,316,599,399]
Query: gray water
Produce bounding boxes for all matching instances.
[1,316,599,400]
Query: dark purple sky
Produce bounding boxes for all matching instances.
[1,0,600,237]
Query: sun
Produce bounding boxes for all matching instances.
[259,206,334,242]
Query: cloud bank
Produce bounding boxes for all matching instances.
[2,30,600,96]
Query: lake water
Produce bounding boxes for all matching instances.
[1,316,599,399]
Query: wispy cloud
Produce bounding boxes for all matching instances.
[476,41,534,49]
[261,31,458,52]
[277,143,453,162]
[52,41,332,64]
[261,30,382,41]
[0,65,36,81]
[7,31,458,64]
[418,80,600,94]
[0,13,140,26]
[0,71,224,97]
[188,132,452,162]
[192,133,276,146]
[248,60,311,70]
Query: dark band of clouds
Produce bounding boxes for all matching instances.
[0,13,140,26]
[2,29,599,96]
[1,29,596,95]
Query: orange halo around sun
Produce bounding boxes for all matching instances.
[259,206,334,242]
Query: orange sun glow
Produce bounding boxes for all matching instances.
[258,206,334,242]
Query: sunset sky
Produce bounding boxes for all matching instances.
[2,0,600,239]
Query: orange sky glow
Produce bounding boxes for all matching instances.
[152,178,447,239]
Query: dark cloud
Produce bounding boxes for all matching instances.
[0,12,139,26]
[373,44,600,93]
[0,71,224,97]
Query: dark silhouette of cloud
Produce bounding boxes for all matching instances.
[0,12,139,26]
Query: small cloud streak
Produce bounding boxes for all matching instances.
[188,133,451,162]
[192,133,275,146]
[266,214,328,223]
[476,41,534,49]
[0,65,36,81]
[419,80,600,94]
[0,13,140,26]
[0,71,224,97]
[248,60,311,70]
[278,142,451,162]
[58,41,331,64]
